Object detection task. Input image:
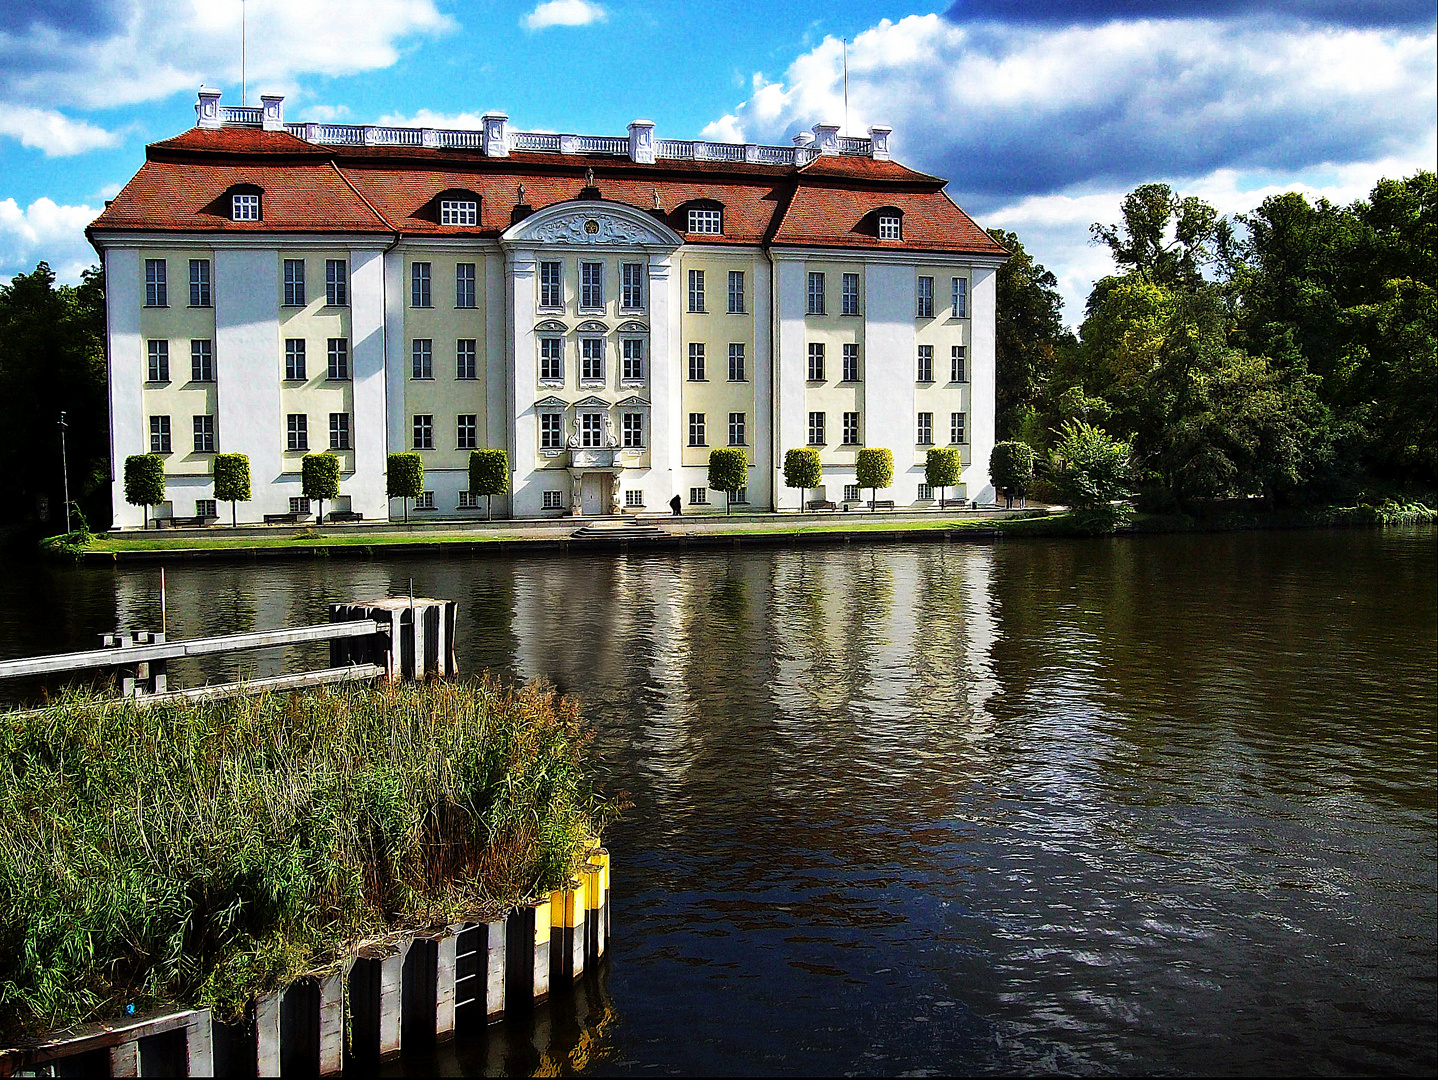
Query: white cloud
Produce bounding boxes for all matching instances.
[0,105,120,156]
[521,0,607,32]
[0,197,99,283]
[374,108,502,130]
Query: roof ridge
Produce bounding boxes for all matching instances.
[331,160,396,232]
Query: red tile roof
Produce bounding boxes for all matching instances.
[90,127,1008,258]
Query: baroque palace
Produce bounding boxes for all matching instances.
[89,90,1007,526]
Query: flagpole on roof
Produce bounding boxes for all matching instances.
[241,0,247,107]
[842,38,849,136]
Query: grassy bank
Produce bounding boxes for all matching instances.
[0,679,616,1038]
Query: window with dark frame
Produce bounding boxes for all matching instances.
[150,415,171,453]
[580,262,603,309]
[843,411,860,445]
[457,339,477,380]
[807,271,825,315]
[622,338,644,381]
[147,340,169,382]
[540,412,563,449]
[728,412,746,446]
[807,342,824,381]
[688,342,706,381]
[457,414,478,450]
[329,412,350,450]
[951,345,967,383]
[539,262,562,307]
[193,414,215,453]
[622,263,645,309]
[622,412,644,447]
[688,412,706,446]
[917,411,933,445]
[728,271,745,313]
[325,259,348,306]
[539,338,563,382]
[917,345,934,383]
[952,277,968,318]
[283,259,305,306]
[581,338,604,381]
[580,413,603,447]
[951,411,966,444]
[841,272,860,315]
[412,339,433,379]
[917,275,934,318]
[728,343,745,381]
[145,260,167,307]
[688,269,705,313]
[189,259,210,307]
[456,263,476,308]
[190,339,213,382]
[411,262,431,308]
[285,339,306,381]
[286,414,307,452]
[842,343,860,382]
[327,338,350,380]
[413,414,433,450]
[808,411,825,445]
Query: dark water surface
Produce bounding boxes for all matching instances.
[3,528,1435,1075]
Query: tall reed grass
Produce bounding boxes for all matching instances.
[0,678,615,1037]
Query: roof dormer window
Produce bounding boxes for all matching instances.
[687,208,722,234]
[232,193,260,221]
[440,199,478,226]
[878,214,901,240]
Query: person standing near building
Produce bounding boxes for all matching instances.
[670,495,682,516]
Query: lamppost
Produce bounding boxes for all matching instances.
[58,411,71,534]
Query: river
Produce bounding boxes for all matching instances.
[2,527,1434,1075]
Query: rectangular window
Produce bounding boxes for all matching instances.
[622,412,644,448]
[622,263,645,309]
[285,339,306,381]
[540,413,563,449]
[688,412,706,447]
[625,489,644,507]
[622,338,644,381]
[918,483,932,500]
[457,414,478,450]
[917,412,933,445]
[412,339,433,380]
[688,342,706,381]
[196,499,217,518]
[917,276,934,318]
[283,259,305,307]
[455,263,476,309]
[730,486,749,504]
[688,269,706,313]
[458,490,478,509]
[327,338,350,380]
[457,339,477,380]
[807,271,825,315]
[580,413,603,447]
[807,342,824,381]
[842,272,860,316]
[189,259,211,307]
[728,271,745,313]
[413,414,433,450]
[232,194,260,221]
[728,412,746,446]
[688,208,722,234]
[844,483,861,502]
[147,340,169,382]
[411,262,431,308]
[539,261,562,308]
[325,259,348,306]
[952,411,966,444]
[542,490,564,509]
[952,345,967,383]
[842,343,860,382]
[581,338,604,382]
[843,411,860,445]
[192,414,214,453]
[728,343,745,382]
[539,338,563,382]
[808,411,825,445]
[329,412,350,450]
[286,414,307,452]
[190,339,213,382]
[440,199,477,226]
[144,259,167,307]
[580,262,603,309]
[879,215,901,240]
[689,487,708,505]
[289,497,311,515]
[917,345,934,383]
[416,491,435,510]
[952,277,968,318]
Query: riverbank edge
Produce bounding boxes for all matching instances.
[56,504,1436,564]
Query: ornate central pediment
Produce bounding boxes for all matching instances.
[501,199,683,250]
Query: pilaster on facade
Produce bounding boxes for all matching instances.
[106,248,145,528]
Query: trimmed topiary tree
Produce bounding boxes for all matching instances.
[990,441,1036,509]
[708,448,749,515]
[302,453,341,525]
[213,453,251,528]
[387,452,424,524]
[855,447,893,510]
[123,454,165,529]
[783,447,823,511]
[925,447,961,508]
[469,448,509,521]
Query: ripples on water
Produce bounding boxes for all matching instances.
[2,528,1434,1075]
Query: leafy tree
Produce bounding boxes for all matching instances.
[707,448,748,515]
[0,263,108,528]
[123,454,165,529]
[925,447,961,507]
[469,449,509,520]
[387,452,424,523]
[301,453,340,525]
[213,453,251,527]
[1091,183,1234,290]
[989,442,1035,509]
[1048,420,1133,529]
[988,228,1072,442]
[855,447,893,509]
[783,447,823,510]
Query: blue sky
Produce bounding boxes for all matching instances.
[2,0,1434,322]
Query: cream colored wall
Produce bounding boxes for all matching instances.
[137,248,217,484]
[277,252,356,478]
[798,258,866,469]
[678,251,759,474]
[913,264,972,483]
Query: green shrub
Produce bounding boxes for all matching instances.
[925,447,961,505]
[783,447,823,510]
[387,452,424,523]
[855,447,894,507]
[468,449,509,520]
[708,448,748,514]
[123,454,165,529]
[0,679,617,1036]
[301,453,340,524]
[990,441,1036,507]
[1048,421,1133,519]
[213,454,251,528]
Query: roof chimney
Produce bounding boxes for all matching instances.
[196,87,222,129]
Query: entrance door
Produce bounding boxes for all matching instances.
[581,474,606,516]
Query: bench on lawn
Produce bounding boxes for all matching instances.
[868,500,896,510]
[939,498,972,509]
[805,499,837,510]
[263,511,311,525]
[164,515,218,527]
[326,510,363,523]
